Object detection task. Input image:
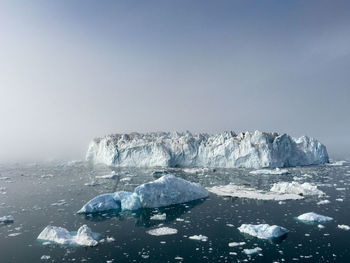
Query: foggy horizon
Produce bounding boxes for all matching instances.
[1,0,349,162]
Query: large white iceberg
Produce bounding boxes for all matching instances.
[78,175,208,213]
[238,224,288,240]
[86,131,329,168]
[135,174,208,208]
[297,212,333,223]
[37,225,98,246]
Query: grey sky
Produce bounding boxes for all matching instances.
[0,0,349,161]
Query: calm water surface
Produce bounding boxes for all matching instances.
[0,161,349,262]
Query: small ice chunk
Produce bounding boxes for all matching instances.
[338,224,350,231]
[336,198,344,202]
[0,215,14,224]
[135,175,208,208]
[270,182,324,197]
[250,168,289,175]
[188,235,208,242]
[297,212,333,223]
[8,233,21,237]
[96,171,118,179]
[114,191,142,211]
[318,224,325,229]
[150,213,166,220]
[146,227,178,236]
[326,161,346,166]
[77,193,120,213]
[106,236,115,242]
[238,224,288,240]
[41,255,51,260]
[37,225,98,246]
[317,200,330,205]
[41,174,53,178]
[243,247,262,255]
[228,242,246,247]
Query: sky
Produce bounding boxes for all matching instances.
[0,0,349,162]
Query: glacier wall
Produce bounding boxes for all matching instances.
[86,131,329,168]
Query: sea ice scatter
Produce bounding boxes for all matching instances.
[86,131,328,168]
[37,225,99,246]
[297,212,333,223]
[238,224,288,240]
[146,227,178,236]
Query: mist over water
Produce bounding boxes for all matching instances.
[0,1,350,162]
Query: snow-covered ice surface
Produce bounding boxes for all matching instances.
[238,224,289,240]
[270,182,324,197]
[207,184,304,200]
[146,227,178,236]
[86,131,329,168]
[297,212,333,223]
[0,159,349,262]
[37,225,99,246]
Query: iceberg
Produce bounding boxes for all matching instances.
[95,171,118,179]
[77,194,120,213]
[297,212,333,223]
[207,184,303,201]
[238,224,288,240]
[78,175,208,213]
[86,131,329,168]
[135,174,208,208]
[37,225,98,246]
[270,182,324,197]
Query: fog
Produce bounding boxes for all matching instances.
[1,1,349,162]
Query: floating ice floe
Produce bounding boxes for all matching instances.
[188,235,208,242]
[146,227,178,236]
[0,215,14,224]
[86,131,329,168]
[249,168,289,175]
[135,175,208,208]
[326,161,346,166]
[243,247,262,255]
[78,175,207,213]
[297,212,333,223]
[337,224,350,230]
[270,182,324,197]
[317,200,330,205]
[40,255,51,260]
[238,224,288,240]
[228,241,246,247]
[37,225,98,246]
[150,213,166,220]
[183,168,215,174]
[95,171,118,179]
[207,184,303,201]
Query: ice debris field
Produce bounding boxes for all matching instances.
[0,132,349,262]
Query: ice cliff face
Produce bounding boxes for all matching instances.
[86,131,329,168]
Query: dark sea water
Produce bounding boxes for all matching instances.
[0,160,349,262]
